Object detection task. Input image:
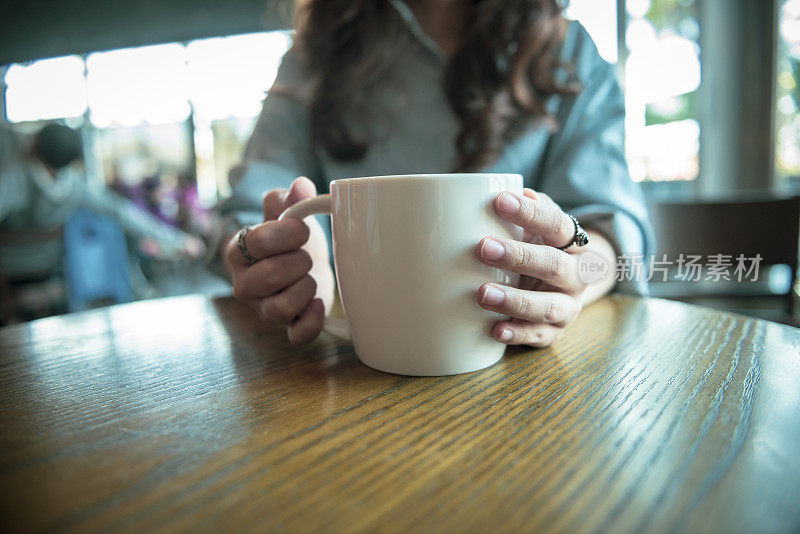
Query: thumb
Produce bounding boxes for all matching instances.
[262,176,318,221]
[284,176,318,208]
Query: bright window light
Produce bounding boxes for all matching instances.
[627,119,699,182]
[86,43,190,128]
[776,0,800,178]
[187,31,292,120]
[624,0,701,182]
[626,0,652,19]
[4,55,87,122]
[564,0,619,64]
[782,0,800,54]
[625,31,701,104]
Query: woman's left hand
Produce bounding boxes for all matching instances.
[476,188,592,348]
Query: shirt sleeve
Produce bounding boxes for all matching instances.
[535,22,655,295]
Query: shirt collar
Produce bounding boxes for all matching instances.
[386,0,447,62]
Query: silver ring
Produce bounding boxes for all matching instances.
[236,225,257,263]
[557,214,589,250]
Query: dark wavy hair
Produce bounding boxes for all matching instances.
[33,123,83,170]
[294,0,577,171]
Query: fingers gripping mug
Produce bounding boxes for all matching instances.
[279,173,523,376]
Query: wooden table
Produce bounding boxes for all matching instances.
[1,294,798,533]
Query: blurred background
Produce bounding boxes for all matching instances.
[0,0,798,325]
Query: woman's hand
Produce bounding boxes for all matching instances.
[476,188,615,348]
[222,177,335,344]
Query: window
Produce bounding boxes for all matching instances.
[4,55,87,123]
[776,0,800,180]
[186,31,292,202]
[565,0,702,185]
[2,31,292,205]
[623,0,701,183]
[86,44,190,128]
[187,31,291,120]
[564,0,619,64]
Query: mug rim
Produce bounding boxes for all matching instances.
[330,173,522,186]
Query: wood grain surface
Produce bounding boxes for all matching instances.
[0,294,798,533]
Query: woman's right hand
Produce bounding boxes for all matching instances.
[222,177,335,344]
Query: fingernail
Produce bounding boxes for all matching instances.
[497,193,520,214]
[499,328,513,342]
[481,285,506,306]
[481,238,505,261]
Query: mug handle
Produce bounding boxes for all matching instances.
[277,194,352,340]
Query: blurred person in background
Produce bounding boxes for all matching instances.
[217,0,653,346]
[0,123,204,294]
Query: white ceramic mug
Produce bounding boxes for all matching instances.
[279,173,523,376]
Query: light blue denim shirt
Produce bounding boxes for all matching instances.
[221,4,654,294]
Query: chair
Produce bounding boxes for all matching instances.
[0,228,67,325]
[647,194,800,325]
[63,209,133,312]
